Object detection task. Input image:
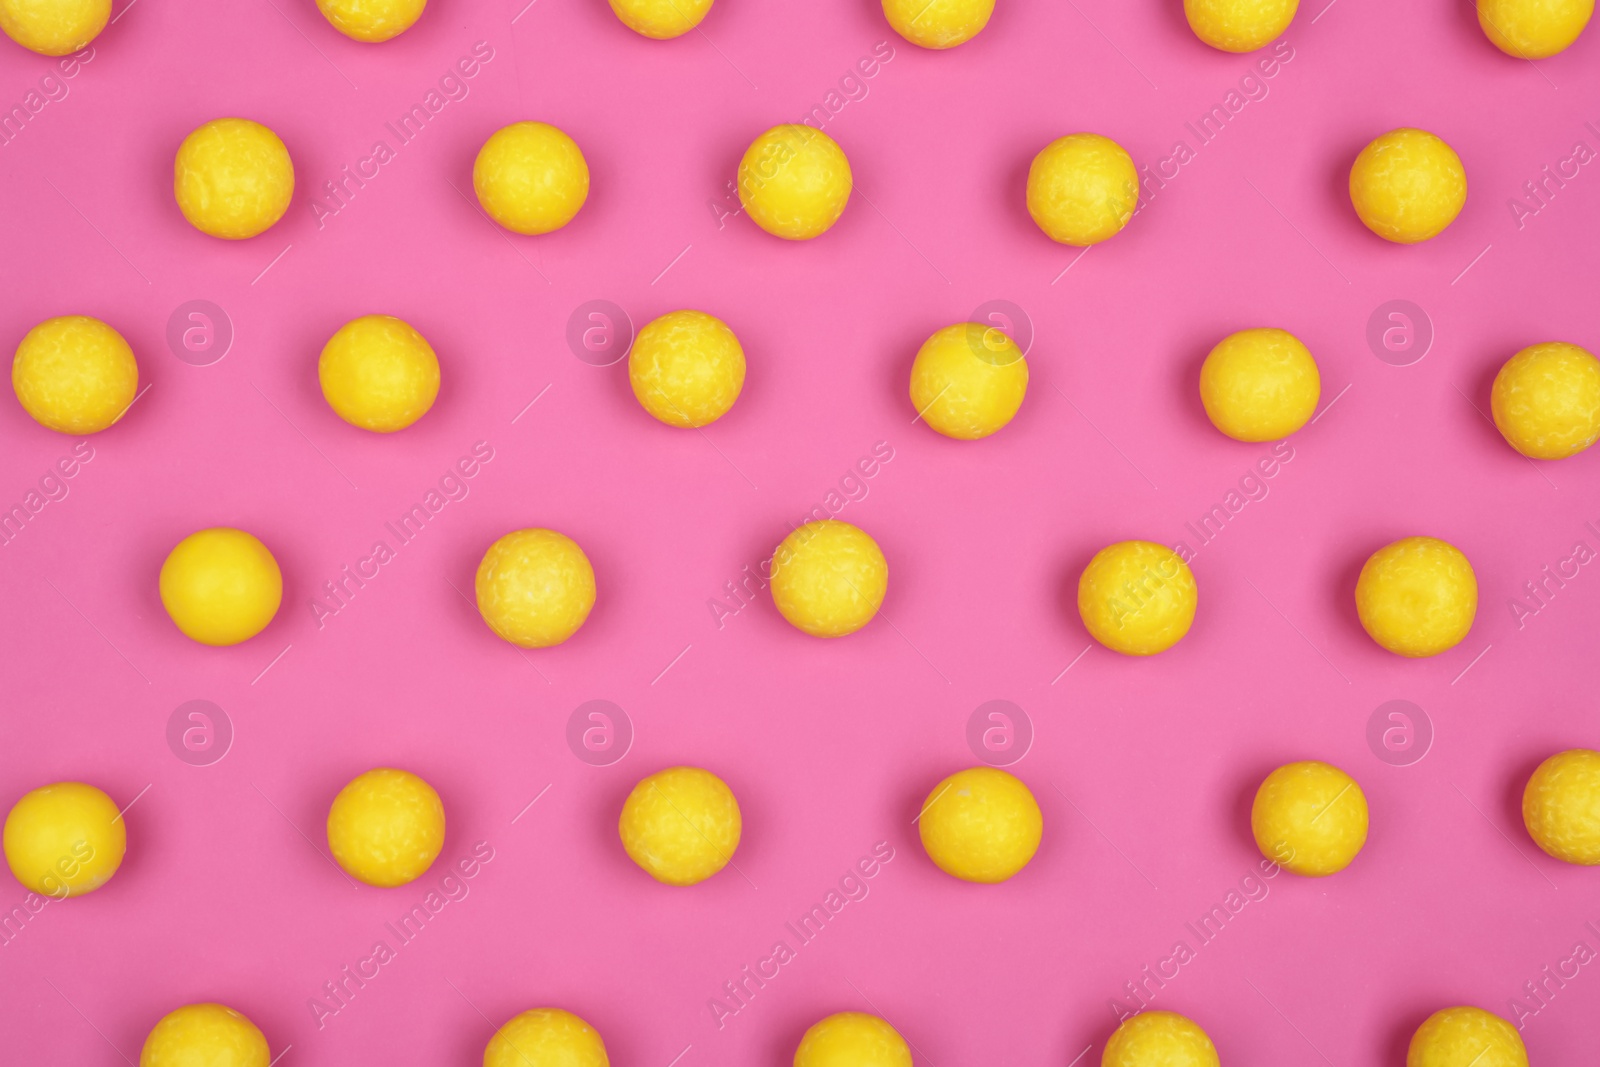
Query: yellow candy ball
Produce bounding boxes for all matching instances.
[909,322,1029,440]
[141,1003,269,1067]
[473,122,589,236]
[1102,1011,1220,1067]
[609,0,711,38]
[0,0,107,55]
[1078,540,1197,656]
[1183,0,1297,52]
[318,314,441,432]
[1355,536,1476,657]
[882,0,993,48]
[3,782,125,898]
[159,528,283,647]
[1406,1007,1527,1067]
[1251,761,1368,875]
[628,310,745,428]
[1478,0,1592,57]
[769,520,887,638]
[174,118,295,240]
[1490,341,1600,460]
[794,1012,912,1067]
[918,767,1042,883]
[475,528,596,648]
[1026,133,1139,247]
[326,768,445,887]
[737,125,852,240]
[315,0,426,42]
[484,1008,608,1067]
[1349,128,1467,244]
[619,766,741,886]
[1522,748,1600,865]
[12,315,138,434]
[1199,328,1320,442]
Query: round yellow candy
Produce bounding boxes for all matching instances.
[473,122,589,236]
[3,782,125,898]
[1478,0,1592,57]
[1183,0,1297,52]
[794,1012,912,1067]
[1490,341,1600,460]
[1251,761,1368,875]
[318,314,441,432]
[918,767,1042,883]
[882,0,993,48]
[12,315,138,434]
[159,528,283,646]
[1103,1011,1219,1067]
[0,0,107,55]
[1078,540,1197,656]
[1355,536,1476,657]
[628,310,745,428]
[909,322,1029,440]
[1349,128,1467,244]
[175,118,295,240]
[769,520,887,638]
[1199,327,1320,442]
[315,0,426,41]
[141,1003,270,1067]
[737,125,852,240]
[609,0,711,38]
[1522,748,1600,865]
[1406,1007,1527,1067]
[484,1008,608,1067]
[474,528,596,648]
[326,768,445,887]
[619,766,741,886]
[1026,133,1139,247]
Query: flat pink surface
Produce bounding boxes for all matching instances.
[2,0,1599,1063]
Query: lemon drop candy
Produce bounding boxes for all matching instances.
[473,122,589,236]
[0,0,107,54]
[1407,1006,1527,1067]
[1522,748,1600,865]
[1490,342,1600,459]
[769,520,887,637]
[619,767,741,885]
[1027,133,1139,246]
[1103,1010,1220,1067]
[1184,0,1297,52]
[1478,0,1592,57]
[1355,536,1476,657]
[919,767,1042,883]
[1078,540,1197,656]
[1349,128,1467,244]
[610,0,712,38]
[909,322,1029,440]
[883,0,992,48]
[628,310,745,427]
[159,527,283,646]
[315,0,426,41]
[795,1011,912,1067]
[12,315,138,434]
[141,1003,270,1067]
[475,528,596,648]
[1251,761,1368,875]
[484,1008,608,1067]
[319,315,441,432]
[326,768,445,887]
[1199,328,1320,442]
[738,125,852,240]
[175,118,294,240]
[4,782,125,898]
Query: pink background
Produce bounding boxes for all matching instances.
[2,0,1598,1062]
